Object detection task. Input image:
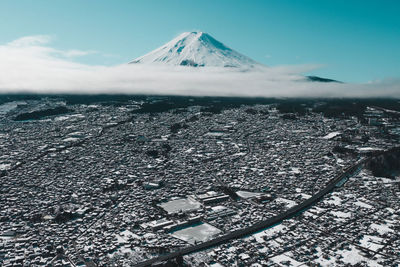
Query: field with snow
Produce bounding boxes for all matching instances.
[171,223,222,245]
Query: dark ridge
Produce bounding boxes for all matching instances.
[14,106,73,121]
[307,76,342,83]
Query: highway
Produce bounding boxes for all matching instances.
[133,147,400,267]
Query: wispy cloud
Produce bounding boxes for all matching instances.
[8,35,52,47]
[0,35,399,98]
[61,49,97,58]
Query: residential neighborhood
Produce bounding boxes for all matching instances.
[0,97,399,266]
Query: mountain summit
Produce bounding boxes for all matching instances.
[129,31,261,68]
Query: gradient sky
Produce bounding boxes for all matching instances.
[1,0,399,83]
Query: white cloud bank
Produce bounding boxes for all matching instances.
[0,35,399,98]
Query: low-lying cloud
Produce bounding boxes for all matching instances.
[0,35,399,98]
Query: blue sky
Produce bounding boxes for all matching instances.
[1,0,399,82]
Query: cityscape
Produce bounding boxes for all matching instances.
[0,96,399,266]
[1,1,400,266]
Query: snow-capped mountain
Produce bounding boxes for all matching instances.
[129,31,261,68]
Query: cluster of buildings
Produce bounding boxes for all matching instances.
[0,98,398,266]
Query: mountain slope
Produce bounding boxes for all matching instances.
[129,31,261,68]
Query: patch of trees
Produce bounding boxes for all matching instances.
[133,96,275,114]
[14,106,73,121]
[188,115,199,122]
[162,143,172,155]
[146,150,159,158]
[313,101,366,119]
[156,255,184,267]
[245,108,258,115]
[170,122,188,133]
[332,145,354,154]
[54,211,79,223]
[61,94,146,105]
[282,114,297,120]
[102,180,128,193]
[367,152,400,179]
[277,101,309,116]
[200,105,223,114]
[29,213,44,223]
[146,143,173,158]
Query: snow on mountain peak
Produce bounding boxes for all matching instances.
[129,31,262,68]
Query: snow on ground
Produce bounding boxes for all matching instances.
[291,167,301,174]
[171,223,222,245]
[358,147,383,152]
[370,223,394,235]
[62,137,80,142]
[324,194,342,205]
[120,229,140,240]
[185,147,194,153]
[159,197,201,214]
[54,114,85,121]
[270,252,304,266]
[250,224,287,243]
[336,157,344,164]
[341,245,382,266]
[330,211,351,220]
[308,206,325,214]
[239,253,250,260]
[314,247,337,266]
[233,152,247,156]
[236,190,262,199]
[359,235,384,252]
[0,163,11,170]
[204,132,225,137]
[322,131,341,139]
[301,193,311,199]
[115,234,126,244]
[304,211,318,219]
[211,205,227,212]
[304,206,326,219]
[354,200,373,209]
[316,245,384,267]
[113,230,140,246]
[331,211,351,218]
[275,197,297,208]
[386,207,395,213]
[377,177,394,183]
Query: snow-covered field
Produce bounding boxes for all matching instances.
[236,190,262,199]
[270,253,304,266]
[159,197,201,214]
[171,223,222,245]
